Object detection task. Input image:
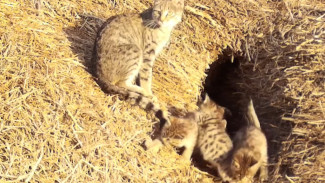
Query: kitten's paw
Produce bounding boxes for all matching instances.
[259,173,268,182]
[144,137,153,149]
[259,166,268,182]
[144,138,162,154]
[142,89,153,97]
[144,93,158,104]
[151,95,158,104]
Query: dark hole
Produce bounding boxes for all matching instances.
[192,49,293,180]
[197,49,249,138]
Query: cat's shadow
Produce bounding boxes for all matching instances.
[64,15,105,74]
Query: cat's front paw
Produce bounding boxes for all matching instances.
[144,138,163,154]
[144,93,158,104]
[259,173,268,182]
[142,89,153,97]
[151,95,158,104]
[143,137,153,150]
[259,166,268,182]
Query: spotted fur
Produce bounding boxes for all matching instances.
[145,112,198,160]
[145,94,233,166]
[93,0,184,127]
[218,99,268,183]
[196,95,233,176]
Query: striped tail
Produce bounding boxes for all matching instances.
[99,82,169,129]
[245,98,261,129]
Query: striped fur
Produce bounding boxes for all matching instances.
[197,118,233,168]
[196,95,233,176]
[144,113,198,160]
[92,0,184,127]
[145,94,233,164]
[218,99,268,183]
[98,81,168,127]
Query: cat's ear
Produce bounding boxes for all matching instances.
[177,0,184,7]
[197,93,210,106]
[219,119,227,130]
[203,94,212,104]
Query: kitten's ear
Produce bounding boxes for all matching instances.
[219,119,227,129]
[203,94,212,104]
[197,93,212,107]
[175,0,185,6]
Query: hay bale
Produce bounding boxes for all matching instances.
[0,0,324,182]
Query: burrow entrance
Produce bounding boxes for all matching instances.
[191,50,293,179]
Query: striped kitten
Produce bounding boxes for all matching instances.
[144,112,198,160]
[145,94,233,166]
[195,95,233,176]
[93,0,184,126]
[218,99,268,183]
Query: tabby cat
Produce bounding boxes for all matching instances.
[92,0,184,127]
[145,94,233,167]
[217,99,268,183]
[145,112,198,160]
[196,95,233,174]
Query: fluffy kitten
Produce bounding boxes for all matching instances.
[145,94,233,166]
[218,99,268,183]
[145,112,198,160]
[195,95,233,175]
[92,0,184,127]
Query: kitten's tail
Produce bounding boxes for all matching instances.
[245,98,261,129]
[100,82,169,129]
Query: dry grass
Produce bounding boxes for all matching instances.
[0,0,324,182]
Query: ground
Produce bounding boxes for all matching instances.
[0,0,324,182]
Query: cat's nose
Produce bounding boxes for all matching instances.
[156,20,162,26]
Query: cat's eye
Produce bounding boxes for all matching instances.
[167,12,175,17]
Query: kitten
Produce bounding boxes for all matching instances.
[144,112,198,160]
[145,94,233,166]
[195,95,233,175]
[92,0,184,127]
[218,99,268,183]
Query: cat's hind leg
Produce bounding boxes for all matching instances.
[114,45,147,95]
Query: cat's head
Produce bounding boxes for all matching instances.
[197,94,230,122]
[152,0,184,28]
[161,114,196,146]
[230,149,261,181]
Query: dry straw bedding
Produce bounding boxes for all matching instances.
[0,0,324,182]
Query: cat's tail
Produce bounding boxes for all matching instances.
[245,98,261,129]
[100,82,169,129]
